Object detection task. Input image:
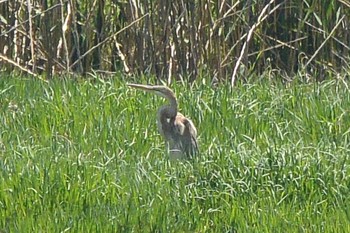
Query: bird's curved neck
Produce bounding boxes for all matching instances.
[168,96,178,112]
[160,96,178,118]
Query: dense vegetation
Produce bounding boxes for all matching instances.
[0,75,349,232]
[1,1,349,82]
[1,1,349,232]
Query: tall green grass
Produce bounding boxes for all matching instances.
[0,76,349,232]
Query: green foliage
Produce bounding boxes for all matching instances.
[0,75,349,232]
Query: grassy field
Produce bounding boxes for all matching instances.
[0,76,349,232]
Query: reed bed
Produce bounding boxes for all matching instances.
[0,1,349,83]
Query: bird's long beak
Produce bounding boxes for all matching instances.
[127,83,176,102]
[127,83,156,92]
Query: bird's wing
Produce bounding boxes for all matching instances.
[173,114,199,157]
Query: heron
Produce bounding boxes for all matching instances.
[127,83,198,159]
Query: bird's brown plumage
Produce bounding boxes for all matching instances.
[127,83,198,159]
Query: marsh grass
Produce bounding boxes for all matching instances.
[0,76,349,232]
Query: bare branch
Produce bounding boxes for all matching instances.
[230,0,282,86]
[0,53,47,83]
[304,16,346,68]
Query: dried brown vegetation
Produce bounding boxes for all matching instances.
[0,0,349,83]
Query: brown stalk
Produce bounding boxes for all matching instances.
[69,0,83,72]
[26,0,35,72]
[57,0,71,72]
